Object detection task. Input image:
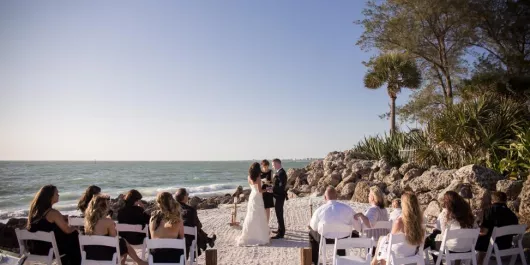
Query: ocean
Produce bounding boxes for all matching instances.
[0,160,310,220]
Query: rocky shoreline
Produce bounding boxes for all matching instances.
[2,150,529,253]
[283,150,530,226]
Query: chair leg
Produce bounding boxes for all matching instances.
[509,254,517,265]
[495,253,502,265]
[435,254,442,265]
[471,253,478,265]
[520,248,528,265]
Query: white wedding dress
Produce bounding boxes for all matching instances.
[236,182,270,246]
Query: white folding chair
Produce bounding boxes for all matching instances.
[333,237,374,265]
[483,224,528,265]
[15,229,63,265]
[361,221,392,242]
[146,238,187,265]
[319,223,354,265]
[78,235,121,265]
[68,217,85,227]
[387,233,425,265]
[427,228,479,265]
[184,226,199,265]
[116,223,148,260]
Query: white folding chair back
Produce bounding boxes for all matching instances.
[333,237,374,265]
[184,226,199,265]
[146,238,187,265]
[483,224,527,265]
[388,233,425,265]
[68,217,85,227]
[78,235,120,265]
[429,228,479,265]
[318,223,354,265]
[116,223,148,260]
[361,221,392,242]
[15,229,62,265]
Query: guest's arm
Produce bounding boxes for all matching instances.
[178,222,185,239]
[193,208,203,230]
[49,210,77,234]
[353,213,372,228]
[108,219,118,237]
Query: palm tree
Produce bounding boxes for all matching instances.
[364,52,422,133]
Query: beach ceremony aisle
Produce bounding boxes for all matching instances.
[194,197,370,265]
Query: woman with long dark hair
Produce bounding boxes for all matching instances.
[27,185,81,265]
[117,189,150,245]
[149,192,185,263]
[435,191,476,252]
[77,185,101,214]
[83,195,147,265]
[236,162,270,246]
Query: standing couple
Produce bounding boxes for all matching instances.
[237,159,287,246]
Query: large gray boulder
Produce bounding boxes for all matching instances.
[454,165,504,190]
[287,168,307,186]
[518,178,530,226]
[307,170,324,186]
[383,167,402,185]
[408,168,456,193]
[496,180,524,200]
[340,182,357,200]
[351,181,372,203]
[398,162,419,176]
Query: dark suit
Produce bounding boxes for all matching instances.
[272,168,287,237]
[181,203,209,257]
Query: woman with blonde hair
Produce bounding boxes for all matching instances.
[83,195,147,265]
[149,192,185,263]
[372,192,425,265]
[354,186,389,228]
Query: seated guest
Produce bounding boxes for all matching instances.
[84,195,147,265]
[149,192,185,263]
[425,190,477,263]
[27,185,81,265]
[77,185,101,214]
[354,186,389,228]
[389,198,402,222]
[309,187,360,265]
[476,191,518,265]
[175,188,217,257]
[117,189,150,245]
[372,193,424,265]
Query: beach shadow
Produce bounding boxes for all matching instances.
[269,238,309,248]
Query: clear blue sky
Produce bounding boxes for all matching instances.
[0,0,413,161]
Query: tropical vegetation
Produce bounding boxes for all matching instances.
[355,0,530,179]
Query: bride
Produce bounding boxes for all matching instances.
[237,162,270,246]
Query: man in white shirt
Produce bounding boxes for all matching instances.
[309,187,360,265]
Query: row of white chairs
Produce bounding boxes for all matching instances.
[15,219,199,265]
[318,222,527,265]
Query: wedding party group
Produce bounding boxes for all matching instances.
[237,159,288,246]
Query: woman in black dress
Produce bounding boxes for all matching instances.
[260,159,274,223]
[117,189,150,245]
[27,185,81,265]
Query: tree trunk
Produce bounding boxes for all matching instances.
[390,95,397,134]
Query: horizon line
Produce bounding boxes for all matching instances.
[0,159,322,162]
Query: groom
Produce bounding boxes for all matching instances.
[271,158,287,239]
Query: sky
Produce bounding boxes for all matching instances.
[0,0,415,161]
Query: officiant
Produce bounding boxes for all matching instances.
[260,159,275,223]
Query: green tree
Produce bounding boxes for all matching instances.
[357,0,473,105]
[364,52,421,133]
